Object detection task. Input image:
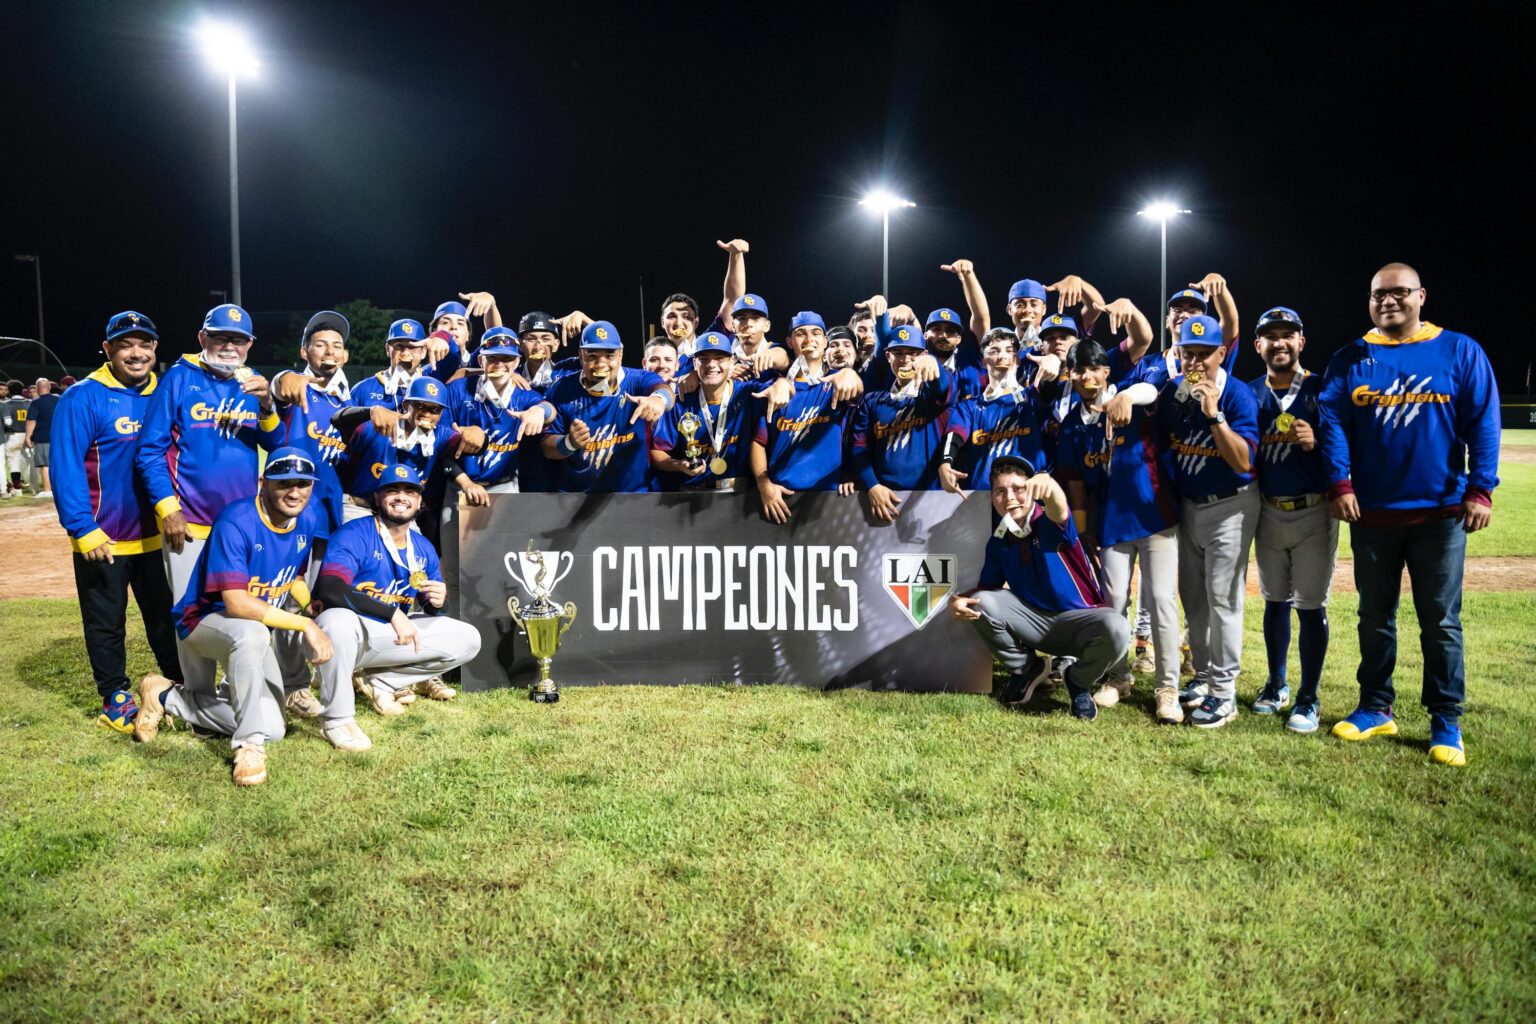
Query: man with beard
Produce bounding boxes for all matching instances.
[312,466,482,727]
[940,328,1049,495]
[1318,264,1499,766]
[950,456,1129,721]
[350,319,462,412]
[51,311,182,733]
[751,312,865,523]
[269,311,354,538]
[449,329,554,494]
[132,449,334,788]
[825,327,860,372]
[848,324,955,522]
[135,304,285,600]
[644,337,680,382]
[651,331,756,491]
[541,321,674,493]
[1245,307,1335,735]
[849,309,879,369]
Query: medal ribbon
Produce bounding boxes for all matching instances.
[374,515,423,579]
[696,383,734,462]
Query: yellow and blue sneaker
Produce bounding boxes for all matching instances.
[1331,707,1397,741]
[1428,715,1467,767]
[97,690,139,733]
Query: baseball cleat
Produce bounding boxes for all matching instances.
[98,689,139,733]
[1331,708,1397,742]
[996,653,1051,706]
[1068,687,1098,721]
[132,674,176,743]
[1179,680,1209,708]
[1154,687,1184,725]
[323,721,373,752]
[284,688,322,719]
[232,745,268,787]
[1131,641,1155,674]
[1092,675,1133,708]
[355,674,405,717]
[414,677,457,701]
[1428,715,1466,766]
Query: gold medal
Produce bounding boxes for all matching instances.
[1275,412,1296,434]
[233,366,254,383]
[896,367,916,382]
[409,570,428,589]
[1185,366,1205,385]
[709,457,729,476]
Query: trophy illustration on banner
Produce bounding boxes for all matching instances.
[505,542,578,703]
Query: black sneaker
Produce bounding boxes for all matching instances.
[1189,694,1238,729]
[997,653,1052,706]
[1069,687,1098,721]
[1179,680,1210,708]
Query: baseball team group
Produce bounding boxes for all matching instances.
[26,239,1501,785]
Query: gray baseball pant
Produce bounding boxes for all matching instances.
[162,613,309,748]
[1255,501,1338,609]
[314,607,482,714]
[162,535,209,607]
[1178,485,1260,701]
[1101,526,1180,689]
[969,589,1130,692]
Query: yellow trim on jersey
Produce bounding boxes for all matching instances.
[86,364,158,395]
[186,521,212,540]
[70,531,162,555]
[154,496,182,518]
[253,496,297,534]
[1364,322,1443,346]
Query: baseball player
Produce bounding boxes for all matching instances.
[651,331,758,491]
[825,326,859,372]
[447,329,555,494]
[1318,263,1500,766]
[726,293,790,383]
[941,328,1048,494]
[848,323,954,521]
[132,447,333,787]
[1247,306,1336,734]
[134,303,284,601]
[428,291,501,366]
[349,319,461,411]
[1163,274,1241,374]
[312,465,481,728]
[540,321,674,493]
[662,238,750,377]
[949,455,1130,721]
[643,337,681,382]
[50,311,183,731]
[2,379,31,496]
[1157,313,1261,728]
[268,311,354,538]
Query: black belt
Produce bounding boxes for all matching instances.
[1264,493,1324,511]
[1189,482,1253,506]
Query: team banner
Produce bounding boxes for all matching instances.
[443,491,994,692]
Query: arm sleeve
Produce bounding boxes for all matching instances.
[50,394,107,546]
[332,405,372,435]
[134,374,180,515]
[313,573,400,622]
[1458,338,1502,500]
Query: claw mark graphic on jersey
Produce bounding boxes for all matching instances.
[1170,429,1220,475]
[583,423,622,472]
[1352,375,1450,428]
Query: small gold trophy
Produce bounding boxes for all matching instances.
[505,543,577,703]
[677,411,706,469]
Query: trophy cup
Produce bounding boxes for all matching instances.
[677,411,706,469]
[505,543,578,703]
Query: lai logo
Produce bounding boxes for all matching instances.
[882,553,956,629]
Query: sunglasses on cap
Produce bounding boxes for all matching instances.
[264,454,317,479]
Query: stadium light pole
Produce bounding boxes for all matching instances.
[860,190,916,298]
[196,21,260,307]
[13,254,43,365]
[1137,202,1190,350]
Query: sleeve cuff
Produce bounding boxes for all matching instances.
[258,411,280,432]
[154,496,182,518]
[1326,480,1354,500]
[74,528,111,553]
[1464,487,1492,508]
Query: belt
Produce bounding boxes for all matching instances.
[1264,493,1324,512]
[1189,482,1253,506]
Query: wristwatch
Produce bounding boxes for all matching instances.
[1205,411,1226,426]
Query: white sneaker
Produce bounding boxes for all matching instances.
[284,688,322,719]
[232,744,268,786]
[1092,676,1133,708]
[34,489,52,499]
[323,721,373,752]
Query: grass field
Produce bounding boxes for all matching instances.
[4,591,1535,1022]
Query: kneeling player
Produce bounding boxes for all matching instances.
[313,466,482,722]
[133,448,333,787]
[949,456,1130,720]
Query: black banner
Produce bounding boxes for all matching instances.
[443,491,994,692]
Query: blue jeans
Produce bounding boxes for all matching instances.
[1350,517,1466,718]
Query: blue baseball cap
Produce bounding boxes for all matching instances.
[404,376,448,407]
[105,310,158,342]
[479,326,521,359]
[888,324,926,350]
[263,446,318,482]
[694,330,733,356]
[1177,314,1223,347]
[387,319,426,344]
[581,321,622,349]
[1167,288,1208,310]
[302,310,349,344]
[1255,306,1305,335]
[1038,313,1079,337]
[925,307,962,331]
[377,464,425,491]
[1008,279,1047,303]
[203,303,255,339]
[731,293,770,318]
[789,311,826,333]
[432,301,468,323]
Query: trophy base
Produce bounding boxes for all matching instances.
[530,686,560,704]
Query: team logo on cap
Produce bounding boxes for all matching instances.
[402,323,414,335]
[595,327,608,340]
[1050,315,1063,325]
[1190,321,1206,337]
[897,327,911,341]
[395,467,408,478]
[940,310,952,321]
[743,296,756,306]
[229,309,242,322]
[127,314,141,324]
[426,382,439,396]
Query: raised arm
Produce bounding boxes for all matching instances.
[1046,275,1107,335]
[1191,272,1239,345]
[941,260,991,341]
[715,239,749,324]
[1096,298,1156,363]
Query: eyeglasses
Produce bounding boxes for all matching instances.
[1370,287,1419,302]
[265,455,316,478]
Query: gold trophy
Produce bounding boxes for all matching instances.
[677,411,706,469]
[505,543,578,703]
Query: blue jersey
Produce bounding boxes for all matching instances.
[1248,371,1329,498]
[1055,402,1179,547]
[135,354,284,534]
[753,378,847,492]
[1317,325,1500,511]
[340,420,463,500]
[172,497,324,639]
[545,368,670,493]
[50,365,162,554]
[947,387,1047,489]
[849,368,954,491]
[651,383,756,490]
[447,380,552,486]
[317,516,443,615]
[517,357,580,493]
[272,384,350,534]
[974,504,1105,615]
[1155,370,1260,500]
[349,354,462,413]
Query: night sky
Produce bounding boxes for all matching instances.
[2,0,1529,388]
